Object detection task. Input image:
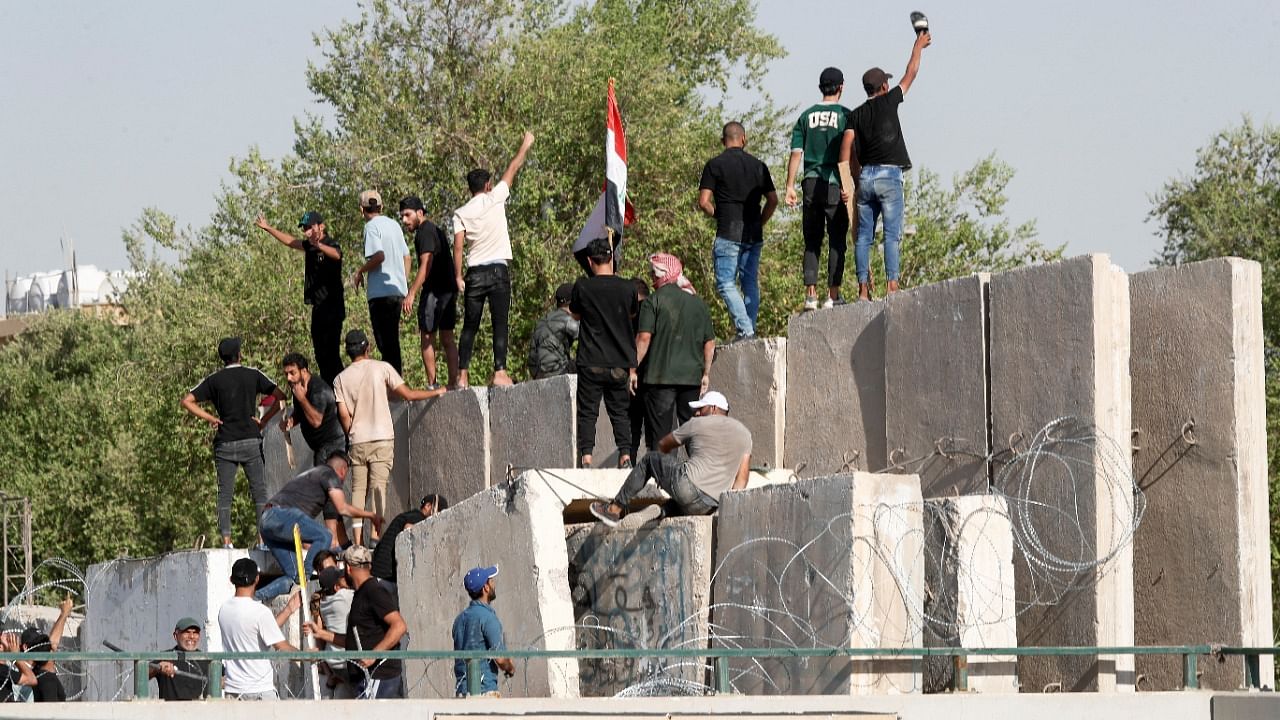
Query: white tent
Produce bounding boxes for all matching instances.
[7,276,31,315]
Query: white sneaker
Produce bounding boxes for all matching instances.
[821,296,846,309]
[803,296,819,311]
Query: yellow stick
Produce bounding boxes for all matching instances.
[293,524,321,699]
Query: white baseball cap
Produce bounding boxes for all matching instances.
[689,391,729,412]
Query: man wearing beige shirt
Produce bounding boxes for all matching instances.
[452,131,535,388]
[334,329,444,546]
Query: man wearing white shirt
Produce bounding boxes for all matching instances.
[452,131,535,388]
[217,558,300,700]
[352,189,411,374]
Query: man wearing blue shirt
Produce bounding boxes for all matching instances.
[352,190,411,374]
[452,566,514,696]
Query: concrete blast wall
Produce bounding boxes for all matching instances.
[711,473,925,695]
[407,389,489,505]
[566,516,714,696]
[489,375,578,481]
[884,275,991,496]
[785,303,886,476]
[1129,258,1275,690]
[709,337,787,469]
[987,254,1135,692]
[396,477,579,699]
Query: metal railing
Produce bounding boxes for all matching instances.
[4,645,1276,699]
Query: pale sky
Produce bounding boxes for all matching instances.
[3,0,1279,282]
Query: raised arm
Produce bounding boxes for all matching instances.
[256,216,304,251]
[500,132,536,188]
[898,31,932,96]
[49,596,73,652]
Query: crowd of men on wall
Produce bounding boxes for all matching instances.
[0,39,932,705]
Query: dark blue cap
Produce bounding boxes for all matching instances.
[463,565,498,594]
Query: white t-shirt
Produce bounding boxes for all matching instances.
[452,180,512,267]
[218,596,285,694]
[319,588,354,671]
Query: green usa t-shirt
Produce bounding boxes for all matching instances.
[790,102,849,184]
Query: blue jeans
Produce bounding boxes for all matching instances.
[712,237,761,336]
[855,165,904,284]
[255,507,333,602]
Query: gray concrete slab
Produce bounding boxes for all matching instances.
[784,302,886,477]
[406,388,490,507]
[711,473,925,695]
[565,516,714,696]
[261,421,314,507]
[709,337,787,469]
[488,375,578,482]
[986,254,1135,692]
[1129,258,1274,690]
[396,475,579,699]
[922,496,1017,694]
[884,275,990,497]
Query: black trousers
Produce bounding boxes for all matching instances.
[801,177,849,287]
[458,264,511,371]
[576,366,632,459]
[643,384,699,450]
[368,296,404,375]
[630,382,647,455]
[310,300,346,385]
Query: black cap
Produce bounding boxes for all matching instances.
[298,211,324,228]
[217,337,242,363]
[862,67,893,95]
[554,282,573,305]
[398,196,426,212]
[819,67,844,87]
[344,329,369,358]
[230,558,259,587]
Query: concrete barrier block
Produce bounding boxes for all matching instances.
[406,388,490,506]
[1130,258,1274,690]
[261,422,314,507]
[565,516,714,696]
[397,475,579,698]
[987,254,1135,692]
[922,496,1017,694]
[711,473,925,695]
[710,337,787,469]
[784,302,886,477]
[489,375,578,482]
[884,275,990,496]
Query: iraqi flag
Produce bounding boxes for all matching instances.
[575,78,635,253]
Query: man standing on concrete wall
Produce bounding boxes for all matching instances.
[571,238,640,469]
[149,617,210,701]
[255,212,346,383]
[352,190,411,374]
[453,132,536,389]
[591,390,751,526]
[452,566,515,697]
[281,352,350,548]
[181,337,287,549]
[255,451,384,602]
[698,122,778,342]
[527,283,578,380]
[334,329,443,546]
[218,558,300,700]
[784,68,852,310]
[399,196,459,389]
[634,253,715,448]
[840,29,932,300]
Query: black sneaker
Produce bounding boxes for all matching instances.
[589,501,622,528]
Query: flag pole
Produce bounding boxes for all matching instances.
[293,524,321,699]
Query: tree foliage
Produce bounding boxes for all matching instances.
[0,0,1050,575]
[1149,116,1280,629]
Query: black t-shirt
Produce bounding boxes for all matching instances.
[154,646,210,701]
[413,222,456,295]
[291,376,346,453]
[371,509,425,582]
[346,578,401,681]
[190,365,279,444]
[848,86,912,169]
[304,235,345,308]
[570,275,638,369]
[268,465,344,518]
[32,666,64,702]
[698,147,776,243]
[0,664,21,702]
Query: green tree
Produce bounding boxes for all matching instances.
[1149,116,1280,629]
